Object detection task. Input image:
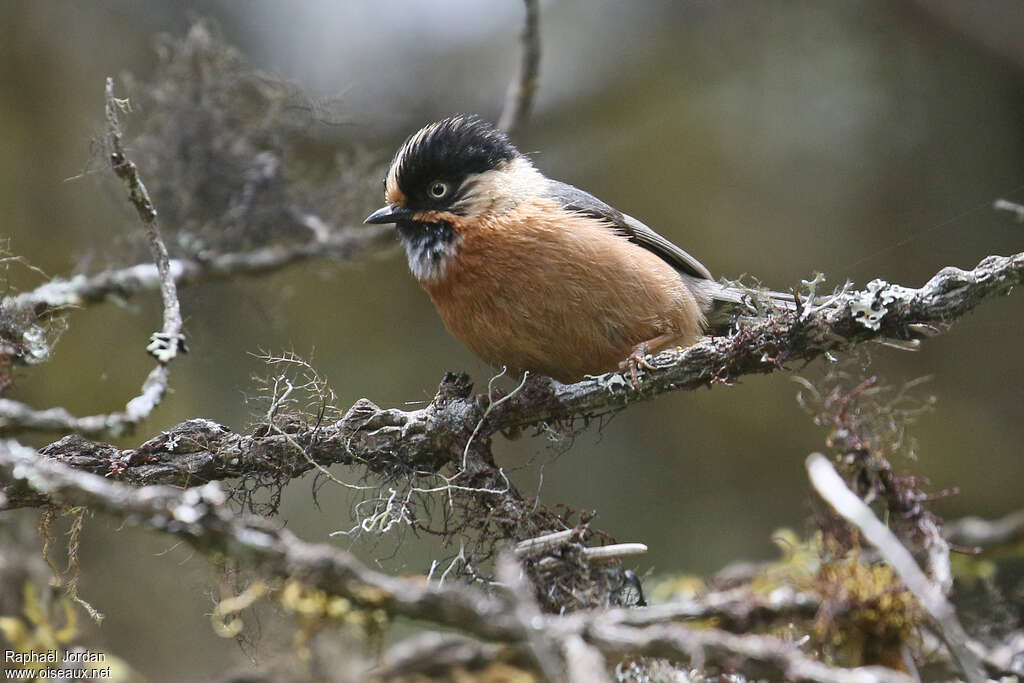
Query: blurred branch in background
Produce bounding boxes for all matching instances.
[498,0,541,135]
[993,198,1024,222]
[0,440,919,683]
[944,509,1024,549]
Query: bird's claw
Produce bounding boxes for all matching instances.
[619,343,656,389]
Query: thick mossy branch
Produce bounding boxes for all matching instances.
[2,251,1020,508]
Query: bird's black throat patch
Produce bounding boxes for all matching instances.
[396,219,458,281]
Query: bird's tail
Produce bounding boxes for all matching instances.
[688,277,797,329]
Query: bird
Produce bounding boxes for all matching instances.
[365,115,790,384]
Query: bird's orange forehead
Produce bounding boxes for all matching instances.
[384,167,406,206]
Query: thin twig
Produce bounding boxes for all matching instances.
[104,77,182,348]
[580,543,648,563]
[944,508,1024,549]
[805,453,985,683]
[515,528,578,558]
[0,78,393,437]
[993,198,1024,222]
[463,367,528,469]
[497,0,541,135]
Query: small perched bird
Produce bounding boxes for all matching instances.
[366,115,786,384]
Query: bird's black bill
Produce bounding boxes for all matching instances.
[364,204,414,224]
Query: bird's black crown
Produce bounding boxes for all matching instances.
[392,115,519,205]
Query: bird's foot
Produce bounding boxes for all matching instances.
[619,342,657,389]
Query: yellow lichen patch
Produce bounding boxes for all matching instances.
[278,580,389,661]
[646,529,923,671]
[747,529,823,595]
[0,582,78,675]
[813,556,920,668]
[351,583,393,606]
[950,552,997,587]
[647,574,705,603]
[1,581,140,681]
[209,579,391,664]
[210,580,268,638]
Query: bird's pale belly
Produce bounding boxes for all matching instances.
[421,214,705,383]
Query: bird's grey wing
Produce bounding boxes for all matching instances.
[545,180,713,281]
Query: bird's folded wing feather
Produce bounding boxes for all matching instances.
[544,180,712,281]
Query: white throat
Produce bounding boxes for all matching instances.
[397,223,461,283]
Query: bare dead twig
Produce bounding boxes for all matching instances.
[993,198,1024,222]
[498,0,541,135]
[806,453,985,683]
[944,509,1024,549]
[515,528,579,558]
[577,543,648,564]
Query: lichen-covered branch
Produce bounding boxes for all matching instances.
[0,440,913,683]
[3,226,392,322]
[104,76,182,346]
[0,79,193,439]
[3,251,1020,506]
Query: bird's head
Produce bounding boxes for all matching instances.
[365,115,544,228]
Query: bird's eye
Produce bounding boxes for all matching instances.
[429,181,450,199]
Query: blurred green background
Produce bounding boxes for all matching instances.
[2,1,1023,680]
